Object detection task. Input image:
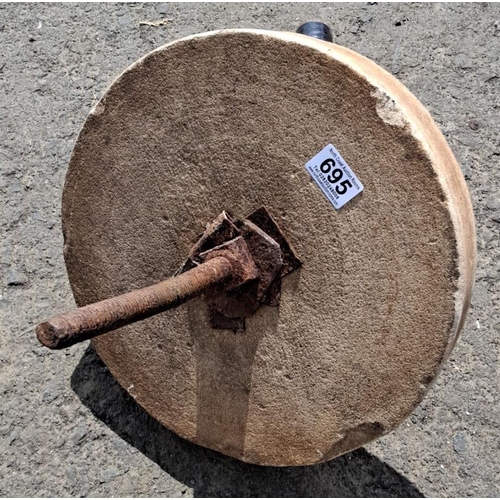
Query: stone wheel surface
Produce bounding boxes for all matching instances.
[62,30,476,466]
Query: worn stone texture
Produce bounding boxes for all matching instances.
[0,2,499,496]
[62,29,474,466]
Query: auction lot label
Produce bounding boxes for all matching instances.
[305,144,364,209]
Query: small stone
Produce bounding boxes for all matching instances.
[350,26,359,34]
[7,269,27,286]
[361,13,372,23]
[8,428,19,445]
[71,426,87,445]
[468,119,479,130]
[42,385,59,403]
[155,3,169,14]
[8,178,21,194]
[455,54,473,70]
[453,433,467,453]
[54,437,66,448]
[99,467,124,483]
[76,484,90,497]
[66,466,77,485]
[485,195,500,210]
[113,438,129,455]
[0,423,11,436]
[118,15,132,26]
[481,228,495,244]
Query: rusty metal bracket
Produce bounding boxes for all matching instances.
[181,207,301,330]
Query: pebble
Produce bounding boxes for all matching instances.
[350,26,359,34]
[155,3,169,14]
[0,423,11,436]
[485,195,500,210]
[99,467,124,483]
[118,15,132,26]
[8,428,19,445]
[485,74,499,83]
[8,179,21,194]
[54,437,66,448]
[66,466,77,485]
[7,269,28,286]
[71,426,88,446]
[453,433,467,453]
[112,438,129,455]
[468,119,479,130]
[481,228,496,244]
[42,385,59,404]
[455,53,473,70]
[76,483,90,497]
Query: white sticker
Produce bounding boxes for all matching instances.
[305,144,364,209]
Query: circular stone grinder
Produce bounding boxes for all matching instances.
[36,26,476,466]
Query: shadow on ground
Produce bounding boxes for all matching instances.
[71,345,423,498]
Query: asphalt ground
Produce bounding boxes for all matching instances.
[1,3,499,497]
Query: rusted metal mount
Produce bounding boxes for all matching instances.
[36,207,301,350]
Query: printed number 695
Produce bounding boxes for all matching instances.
[320,158,353,195]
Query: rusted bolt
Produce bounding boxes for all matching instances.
[37,256,234,349]
[36,207,301,349]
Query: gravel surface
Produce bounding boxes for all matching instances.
[1,3,499,497]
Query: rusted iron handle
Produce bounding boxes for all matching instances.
[36,256,233,350]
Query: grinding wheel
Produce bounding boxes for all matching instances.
[62,29,476,466]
